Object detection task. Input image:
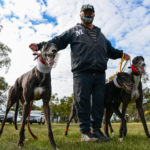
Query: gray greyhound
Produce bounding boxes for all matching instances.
[105,56,150,141]
[0,43,59,150]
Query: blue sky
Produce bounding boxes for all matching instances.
[0,0,150,102]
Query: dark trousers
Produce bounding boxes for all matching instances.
[73,72,105,133]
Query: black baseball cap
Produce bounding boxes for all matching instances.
[81,4,95,12]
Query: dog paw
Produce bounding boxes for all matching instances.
[18,142,24,147]
[111,132,115,137]
[56,147,60,150]
[118,138,123,142]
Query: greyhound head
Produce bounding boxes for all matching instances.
[40,43,57,67]
[132,56,145,74]
[115,72,133,93]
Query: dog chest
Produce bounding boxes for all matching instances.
[131,75,140,100]
[34,87,45,100]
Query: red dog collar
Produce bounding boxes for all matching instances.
[33,53,46,65]
[39,57,46,65]
[131,64,138,73]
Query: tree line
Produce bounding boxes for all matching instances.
[0,25,11,105]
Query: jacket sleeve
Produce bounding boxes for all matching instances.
[37,29,72,51]
[106,39,123,59]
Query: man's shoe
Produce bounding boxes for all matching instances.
[92,130,112,142]
[81,131,98,142]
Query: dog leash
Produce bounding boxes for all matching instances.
[121,60,129,72]
[33,52,40,60]
[120,52,130,72]
[115,52,130,76]
[27,101,38,140]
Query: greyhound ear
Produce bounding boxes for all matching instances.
[41,44,45,52]
[141,56,144,61]
[132,56,144,64]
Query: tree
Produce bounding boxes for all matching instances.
[0,77,8,104]
[0,25,11,104]
[0,26,11,72]
[50,93,74,123]
[58,95,73,122]
[50,93,61,122]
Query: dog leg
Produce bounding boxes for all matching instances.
[104,109,112,137]
[136,100,150,139]
[114,108,126,141]
[14,101,19,130]
[0,95,16,136]
[43,100,57,150]
[107,109,114,136]
[103,109,107,136]
[65,102,76,136]
[18,102,30,147]
[119,103,128,138]
[108,120,114,136]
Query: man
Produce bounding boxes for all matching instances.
[29,4,130,142]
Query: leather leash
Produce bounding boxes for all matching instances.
[27,101,38,140]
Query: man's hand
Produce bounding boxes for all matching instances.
[29,43,38,51]
[124,53,130,60]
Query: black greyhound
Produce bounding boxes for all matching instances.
[65,72,133,136]
[105,56,150,141]
[103,71,133,138]
[0,43,59,150]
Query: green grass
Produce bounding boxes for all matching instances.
[0,122,150,150]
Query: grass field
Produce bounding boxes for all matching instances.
[0,122,150,150]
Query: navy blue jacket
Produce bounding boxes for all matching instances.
[38,24,123,73]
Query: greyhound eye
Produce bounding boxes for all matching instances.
[47,54,55,58]
[49,54,52,57]
[52,49,57,53]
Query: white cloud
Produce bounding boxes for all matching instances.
[0,0,150,103]
[143,0,150,6]
[2,0,44,21]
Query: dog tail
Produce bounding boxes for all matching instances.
[27,101,38,140]
[14,100,19,130]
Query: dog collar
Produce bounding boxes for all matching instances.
[131,64,138,73]
[113,77,121,88]
[39,57,46,65]
[37,58,52,73]
[33,53,46,65]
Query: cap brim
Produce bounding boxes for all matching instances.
[81,8,94,12]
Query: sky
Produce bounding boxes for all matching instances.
[0,0,150,106]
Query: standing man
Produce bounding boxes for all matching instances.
[29,4,130,142]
